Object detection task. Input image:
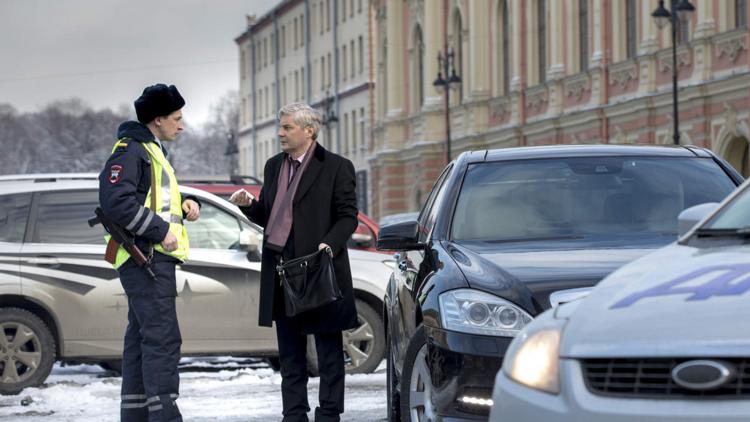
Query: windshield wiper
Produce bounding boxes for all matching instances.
[694,226,750,238]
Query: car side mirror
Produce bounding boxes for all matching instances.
[677,202,720,238]
[377,220,423,251]
[350,232,374,248]
[239,229,260,253]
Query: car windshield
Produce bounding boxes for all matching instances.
[451,156,736,249]
[701,183,750,231]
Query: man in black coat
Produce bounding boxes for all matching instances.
[230,102,358,422]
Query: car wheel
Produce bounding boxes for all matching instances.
[307,299,385,376]
[399,324,436,422]
[386,338,401,422]
[0,308,56,395]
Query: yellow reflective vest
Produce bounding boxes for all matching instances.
[106,139,190,269]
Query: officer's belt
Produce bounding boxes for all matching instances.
[159,212,183,225]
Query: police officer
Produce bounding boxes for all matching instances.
[98,84,200,422]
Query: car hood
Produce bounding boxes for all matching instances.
[450,241,653,312]
[561,242,750,358]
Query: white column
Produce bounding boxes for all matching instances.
[509,0,524,91]
[469,0,490,98]
[548,0,565,79]
[386,0,404,117]
[423,0,443,108]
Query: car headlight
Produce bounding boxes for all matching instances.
[502,320,563,394]
[438,289,533,336]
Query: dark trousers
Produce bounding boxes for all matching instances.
[274,233,345,422]
[275,314,345,422]
[119,257,183,422]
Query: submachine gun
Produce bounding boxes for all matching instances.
[88,207,157,280]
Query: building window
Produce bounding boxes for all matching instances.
[414,25,425,110]
[327,52,332,87]
[738,0,748,27]
[452,10,464,102]
[320,1,325,34]
[281,26,286,57]
[351,40,356,79]
[579,0,589,71]
[538,0,546,84]
[326,0,331,31]
[300,15,305,46]
[626,0,637,58]
[359,0,363,14]
[498,0,510,95]
[282,77,287,104]
[343,113,349,154]
[301,67,305,100]
[343,0,347,22]
[359,108,365,151]
[294,71,299,102]
[263,38,268,68]
[359,36,364,74]
[241,49,246,80]
[321,56,326,91]
[293,18,298,50]
[343,45,348,81]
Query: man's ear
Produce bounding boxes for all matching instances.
[154,116,162,127]
[305,125,314,139]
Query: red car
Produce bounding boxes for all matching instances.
[182,175,380,252]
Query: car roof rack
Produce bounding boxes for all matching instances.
[0,173,99,183]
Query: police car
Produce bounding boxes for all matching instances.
[0,174,391,394]
[490,179,750,421]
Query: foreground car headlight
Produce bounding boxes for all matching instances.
[439,289,533,336]
[502,320,563,394]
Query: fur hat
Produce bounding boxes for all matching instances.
[134,84,185,124]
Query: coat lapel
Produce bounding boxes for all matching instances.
[294,145,325,204]
[265,155,283,210]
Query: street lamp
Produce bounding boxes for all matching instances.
[224,129,239,176]
[433,48,462,164]
[652,0,695,145]
[321,91,338,149]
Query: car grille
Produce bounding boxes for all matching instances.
[582,358,750,398]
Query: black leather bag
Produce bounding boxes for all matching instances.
[276,247,342,317]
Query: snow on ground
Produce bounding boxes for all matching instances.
[0,359,387,421]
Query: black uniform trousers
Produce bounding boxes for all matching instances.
[274,233,346,422]
[119,254,182,422]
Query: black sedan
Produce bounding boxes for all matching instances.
[377,145,743,422]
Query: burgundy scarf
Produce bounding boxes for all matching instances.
[265,142,317,251]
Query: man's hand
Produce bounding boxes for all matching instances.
[318,243,332,256]
[182,199,200,221]
[229,189,255,206]
[162,231,178,252]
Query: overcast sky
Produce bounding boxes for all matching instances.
[0,0,272,127]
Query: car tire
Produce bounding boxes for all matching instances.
[306,299,385,376]
[399,324,437,422]
[386,338,401,422]
[0,308,56,395]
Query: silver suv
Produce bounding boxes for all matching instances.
[0,174,391,394]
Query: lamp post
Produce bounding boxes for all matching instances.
[433,48,462,165]
[652,0,695,145]
[224,129,238,176]
[321,91,338,149]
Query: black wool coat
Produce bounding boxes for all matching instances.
[240,144,359,334]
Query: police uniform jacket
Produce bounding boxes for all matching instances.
[98,121,196,262]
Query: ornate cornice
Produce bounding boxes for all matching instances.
[716,33,748,62]
[564,73,591,100]
[609,61,638,88]
[525,86,549,111]
[658,49,692,73]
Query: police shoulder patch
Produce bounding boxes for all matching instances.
[109,165,123,184]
